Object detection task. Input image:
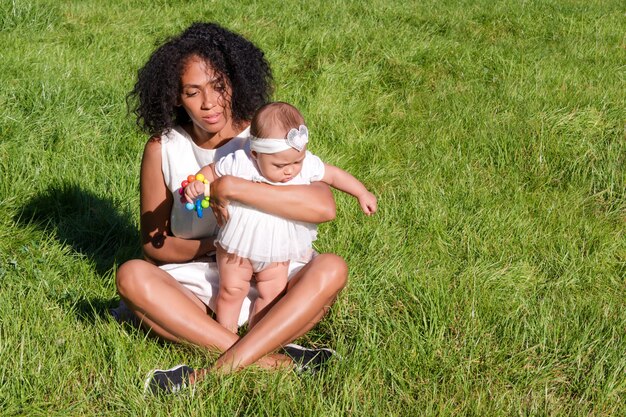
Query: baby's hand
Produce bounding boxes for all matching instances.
[357,191,377,216]
[184,180,208,203]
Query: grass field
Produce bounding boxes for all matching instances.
[1,0,624,415]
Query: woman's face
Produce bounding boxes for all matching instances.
[179,55,232,139]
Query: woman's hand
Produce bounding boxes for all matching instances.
[210,175,234,226]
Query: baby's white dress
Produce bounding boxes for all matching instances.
[214,147,325,263]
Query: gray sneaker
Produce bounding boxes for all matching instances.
[279,343,338,374]
[143,364,194,394]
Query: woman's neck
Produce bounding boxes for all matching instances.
[185,121,249,150]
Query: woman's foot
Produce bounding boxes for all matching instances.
[109,300,141,327]
[279,343,339,374]
[144,364,194,394]
[143,343,338,394]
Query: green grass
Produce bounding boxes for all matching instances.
[1,0,624,415]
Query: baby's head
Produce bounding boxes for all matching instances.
[250,102,309,183]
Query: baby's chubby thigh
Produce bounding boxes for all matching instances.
[217,252,255,300]
[254,261,290,302]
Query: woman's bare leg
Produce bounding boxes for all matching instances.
[117,259,293,371]
[210,253,348,373]
[116,259,238,350]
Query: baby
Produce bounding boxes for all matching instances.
[185,102,376,332]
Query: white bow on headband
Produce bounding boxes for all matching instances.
[250,125,309,154]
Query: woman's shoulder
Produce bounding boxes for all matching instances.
[141,136,164,178]
[159,126,201,163]
[144,127,190,157]
[160,126,190,144]
[143,135,162,156]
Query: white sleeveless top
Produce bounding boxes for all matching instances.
[161,125,249,239]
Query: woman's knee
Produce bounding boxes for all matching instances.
[116,259,150,298]
[314,253,348,293]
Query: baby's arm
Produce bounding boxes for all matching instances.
[184,164,217,203]
[322,164,377,215]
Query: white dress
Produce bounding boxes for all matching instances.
[156,126,310,326]
[213,148,325,263]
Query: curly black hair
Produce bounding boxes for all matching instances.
[128,22,273,136]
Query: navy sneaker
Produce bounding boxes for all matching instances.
[279,343,338,374]
[109,300,141,328]
[144,364,194,394]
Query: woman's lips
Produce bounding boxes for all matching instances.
[202,113,221,124]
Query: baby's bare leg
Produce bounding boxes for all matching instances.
[249,262,289,328]
[216,245,253,334]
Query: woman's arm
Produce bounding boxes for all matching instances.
[210,175,336,227]
[140,138,215,264]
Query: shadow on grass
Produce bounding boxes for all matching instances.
[14,182,142,322]
[69,295,121,323]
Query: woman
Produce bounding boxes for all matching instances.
[114,22,347,393]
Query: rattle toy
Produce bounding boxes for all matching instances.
[179,174,211,218]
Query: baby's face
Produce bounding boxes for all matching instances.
[253,146,306,183]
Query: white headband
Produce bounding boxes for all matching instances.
[250,125,308,154]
